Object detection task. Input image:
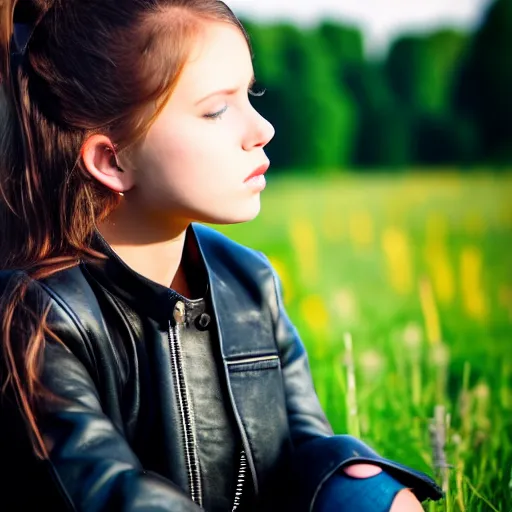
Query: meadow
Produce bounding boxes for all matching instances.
[218,172,512,512]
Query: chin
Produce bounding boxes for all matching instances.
[199,198,262,226]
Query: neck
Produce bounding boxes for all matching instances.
[97,203,192,295]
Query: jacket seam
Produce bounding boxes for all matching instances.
[30,280,87,512]
[257,253,280,342]
[81,265,145,347]
[37,281,101,386]
[261,254,308,370]
[94,287,131,391]
[258,252,294,362]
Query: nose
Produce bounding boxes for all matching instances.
[243,107,275,151]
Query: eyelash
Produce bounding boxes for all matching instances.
[249,87,266,98]
[204,105,228,120]
[203,87,267,120]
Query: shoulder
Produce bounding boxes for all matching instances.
[0,266,104,366]
[0,269,51,311]
[0,265,97,319]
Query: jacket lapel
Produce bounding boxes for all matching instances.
[192,224,292,502]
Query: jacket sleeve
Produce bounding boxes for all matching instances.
[264,260,443,510]
[1,275,202,512]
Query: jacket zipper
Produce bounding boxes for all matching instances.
[169,300,203,507]
[232,449,248,511]
[170,300,249,511]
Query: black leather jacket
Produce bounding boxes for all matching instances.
[0,224,442,511]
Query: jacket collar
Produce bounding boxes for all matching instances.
[191,223,275,360]
[84,222,276,360]
[84,224,209,324]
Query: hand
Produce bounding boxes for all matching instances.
[343,464,423,511]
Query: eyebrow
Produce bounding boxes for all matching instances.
[195,75,256,106]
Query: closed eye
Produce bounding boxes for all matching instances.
[204,105,228,120]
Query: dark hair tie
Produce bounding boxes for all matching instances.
[12,0,54,55]
[12,23,34,56]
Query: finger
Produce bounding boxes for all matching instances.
[389,488,424,512]
[342,463,383,479]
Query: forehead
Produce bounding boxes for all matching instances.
[172,22,253,100]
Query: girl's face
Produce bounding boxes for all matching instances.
[124,21,275,228]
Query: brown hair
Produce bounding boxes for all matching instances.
[0,0,248,458]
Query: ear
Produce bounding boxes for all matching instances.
[81,134,135,194]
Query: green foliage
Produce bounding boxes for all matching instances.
[316,21,365,73]
[345,62,412,168]
[386,30,467,117]
[385,30,470,165]
[246,22,357,170]
[455,0,512,163]
[241,0,512,171]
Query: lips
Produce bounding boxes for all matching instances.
[244,162,270,183]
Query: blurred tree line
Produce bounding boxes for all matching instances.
[242,0,512,171]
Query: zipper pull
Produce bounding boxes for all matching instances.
[173,300,186,326]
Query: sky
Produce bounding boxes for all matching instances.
[226,0,492,55]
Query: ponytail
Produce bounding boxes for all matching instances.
[0,0,104,459]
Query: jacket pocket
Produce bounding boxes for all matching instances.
[227,353,291,501]
[226,354,280,373]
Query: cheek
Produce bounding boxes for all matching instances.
[134,123,238,204]
[146,119,238,175]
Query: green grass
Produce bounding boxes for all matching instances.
[218,171,512,511]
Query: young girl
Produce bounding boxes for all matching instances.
[0,1,442,510]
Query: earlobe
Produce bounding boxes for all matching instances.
[81,134,133,194]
